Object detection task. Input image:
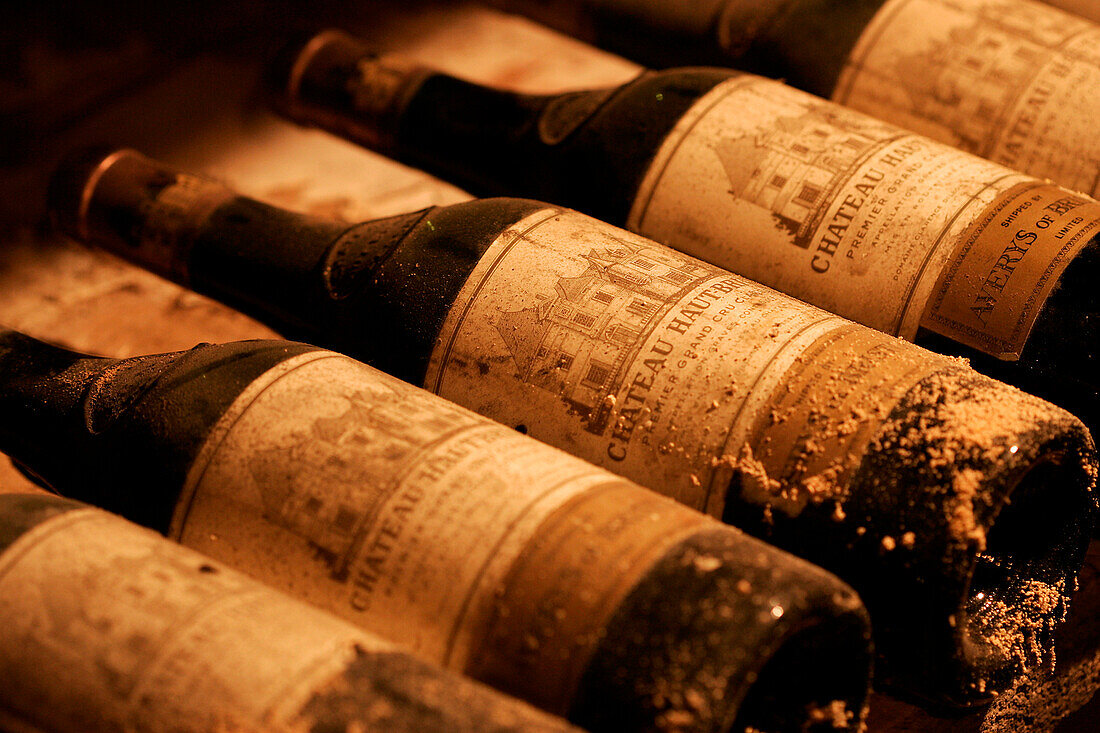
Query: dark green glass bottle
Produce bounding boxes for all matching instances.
[0,329,874,732]
[271,29,1100,441]
[49,148,1098,707]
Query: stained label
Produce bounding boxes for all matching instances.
[424,208,953,518]
[741,325,957,516]
[172,350,706,712]
[0,508,387,733]
[836,0,1100,197]
[921,182,1100,356]
[626,75,1097,359]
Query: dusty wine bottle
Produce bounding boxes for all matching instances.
[0,330,875,732]
[494,0,1100,198]
[270,30,1100,438]
[0,492,579,733]
[50,149,1098,707]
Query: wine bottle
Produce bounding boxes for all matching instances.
[50,149,1098,707]
[271,29,1100,439]
[493,0,1100,198]
[0,330,874,731]
[0,492,578,733]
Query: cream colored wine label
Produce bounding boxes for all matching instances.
[835,0,1100,197]
[922,182,1100,356]
[0,508,389,733]
[423,208,955,518]
[626,75,1100,359]
[171,350,706,712]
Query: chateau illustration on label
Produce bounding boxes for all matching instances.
[0,515,256,711]
[245,380,479,580]
[491,237,716,435]
[882,2,1075,154]
[711,105,902,250]
[28,540,208,697]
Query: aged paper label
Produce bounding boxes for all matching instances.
[171,350,706,712]
[0,508,388,733]
[626,75,1096,359]
[922,183,1100,357]
[627,76,1026,339]
[423,208,940,520]
[741,325,958,516]
[835,0,1100,197]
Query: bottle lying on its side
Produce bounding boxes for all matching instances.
[271,29,1100,438]
[0,492,580,733]
[493,0,1100,198]
[48,149,1097,707]
[0,330,874,733]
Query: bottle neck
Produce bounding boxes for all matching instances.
[50,149,240,285]
[52,148,426,341]
[282,30,436,155]
[0,329,204,530]
[0,330,115,492]
[280,31,618,201]
[0,493,87,554]
[279,32,739,226]
[0,330,103,421]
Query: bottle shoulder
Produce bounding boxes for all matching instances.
[0,493,87,554]
[553,67,736,137]
[542,67,737,223]
[333,198,549,293]
[311,198,549,384]
[723,0,889,96]
[420,198,554,248]
[5,339,320,534]
[389,67,734,224]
